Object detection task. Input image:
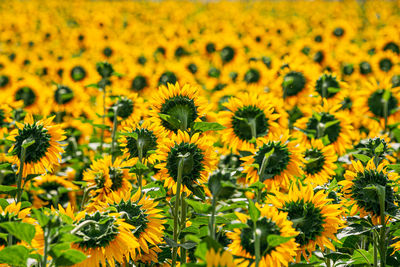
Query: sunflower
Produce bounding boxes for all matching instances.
[105,93,146,128]
[269,184,345,261]
[241,131,304,191]
[339,159,398,224]
[312,72,349,102]
[7,113,66,177]
[149,83,208,136]
[205,248,235,267]
[227,204,298,267]
[63,209,139,267]
[294,99,354,155]
[302,139,337,186]
[218,92,281,153]
[96,190,166,264]
[154,130,217,195]
[83,155,135,204]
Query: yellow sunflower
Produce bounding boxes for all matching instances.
[227,204,298,267]
[7,113,66,177]
[154,130,217,195]
[269,184,345,261]
[205,248,235,267]
[302,139,337,186]
[241,131,304,191]
[218,92,281,153]
[339,159,398,225]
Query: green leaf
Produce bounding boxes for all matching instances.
[54,249,87,266]
[185,199,211,214]
[85,83,99,88]
[383,89,391,102]
[324,119,340,129]
[0,163,11,170]
[120,132,138,139]
[158,113,182,129]
[351,249,373,265]
[22,139,35,149]
[193,122,226,132]
[0,199,9,209]
[337,224,371,239]
[352,154,371,163]
[0,233,7,242]
[325,252,351,261]
[375,142,385,154]
[208,175,221,197]
[248,200,260,223]
[0,245,29,266]
[321,135,330,146]
[0,185,18,195]
[387,164,400,173]
[327,87,341,93]
[0,222,35,245]
[32,209,50,227]
[266,234,295,247]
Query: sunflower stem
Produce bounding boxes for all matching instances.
[172,157,184,267]
[180,192,187,264]
[316,122,325,139]
[111,105,119,163]
[209,196,217,239]
[373,233,378,267]
[70,220,98,235]
[42,225,50,267]
[254,228,261,267]
[16,142,28,204]
[137,137,144,198]
[249,118,257,140]
[80,185,97,210]
[99,85,106,154]
[379,189,387,267]
[383,98,389,133]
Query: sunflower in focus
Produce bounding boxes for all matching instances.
[302,139,337,186]
[7,113,66,177]
[150,83,208,136]
[218,92,281,153]
[154,131,217,195]
[339,159,398,224]
[227,204,298,267]
[241,131,303,191]
[269,184,345,261]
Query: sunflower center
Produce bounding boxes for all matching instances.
[244,69,260,84]
[240,218,281,257]
[253,141,290,181]
[114,200,149,238]
[54,86,74,104]
[206,43,216,54]
[359,62,372,75]
[15,87,36,107]
[304,148,325,175]
[282,71,306,97]
[70,66,86,81]
[351,170,397,216]
[231,106,269,141]
[75,212,119,249]
[137,56,147,65]
[166,142,204,189]
[284,200,325,246]
[0,75,9,88]
[158,71,177,86]
[0,213,22,246]
[379,58,393,72]
[187,63,198,74]
[383,42,400,54]
[305,112,341,144]
[333,27,345,37]
[313,51,324,63]
[208,67,221,78]
[315,74,340,99]
[109,98,134,120]
[160,95,198,132]
[103,47,113,58]
[109,167,124,191]
[125,128,157,159]
[12,124,52,164]
[220,46,235,63]
[342,64,354,76]
[131,75,148,92]
[367,89,398,118]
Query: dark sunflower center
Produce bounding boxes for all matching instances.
[244,69,260,84]
[137,56,147,65]
[342,64,354,76]
[253,141,290,181]
[208,67,221,78]
[282,71,306,97]
[304,148,325,175]
[314,35,323,43]
[131,75,148,92]
[230,71,238,82]
[15,87,36,107]
[313,51,324,64]
[240,218,281,257]
[359,62,372,75]
[284,200,325,246]
[103,47,113,58]
[315,74,340,99]
[351,170,397,216]
[175,46,188,58]
[166,142,204,189]
[70,66,86,81]
[367,89,398,118]
[0,75,9,88]
[231,106,269,141]
[108,98,134,120]
[125,128,157,159]
[37,181,70,206]
[305,112,341,144]
[113,200,149,238]
[75,212,119,249]
[158,71,177,86]
[159,95,198,132]
[379,58,393,72]
[206,43,216,54]
[187,63,198,74]
[383,42,400,54]
[301,46,310,56]
[109,167,124,191]
[0,213,22,246]
[220,46,235,63]
[333,27,345,37]
[340,97,353,111]
[12,124,51,164]
[54,86,74,104]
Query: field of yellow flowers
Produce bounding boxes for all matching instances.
[1,0,400,266]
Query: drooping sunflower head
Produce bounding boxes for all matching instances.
[227,204,298,266]
[340,160,398,222]
[7,113,66,177]
[150,83,207,136]
[155,131,217,195]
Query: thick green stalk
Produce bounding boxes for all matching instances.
[99,86,106,153]
[111,106,119,162]
[136,137,144,197]
[180,192,187,264]
[171,158,184,267]
[209,196,217,239]
[16,145,27,204]
[254,228,261,267]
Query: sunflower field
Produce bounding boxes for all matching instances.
[2,0,400,266]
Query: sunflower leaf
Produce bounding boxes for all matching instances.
[158,113,182,129]
[54,249,87,266]
[374,143,385,154]
[0,222,35,245]
[248,200,260,223]
[185,199,211,213]
[0,245,29,266]
[0,185,18,195]
[266,234,295,248]
[352,154,371,163]
[193,122,226,132]
[327,87,340,93]
[324,119,340,129]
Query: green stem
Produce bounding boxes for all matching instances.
[70,220,98,235]
[111,106,119,162]
[373,233,378,267]
[316,122,324,139]
[209,196,217,239]
[379,213,387,267]
[254,228,261,267]
[137,137,144,198]
[180,192,187,265]
[80,186,97,210]
[249,118,257,140]
[99,86,106,154]
[42,226,49,267]
[383,99,388,132]
[172,158,184,267]
[16,145,27,204]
